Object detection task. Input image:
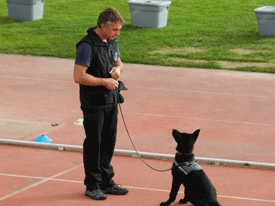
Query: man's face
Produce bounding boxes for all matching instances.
[102,21,123,40]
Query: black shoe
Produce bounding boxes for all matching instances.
[85,189,107,200]
[102,184,129,195]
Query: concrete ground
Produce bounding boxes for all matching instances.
[0,54,274,205]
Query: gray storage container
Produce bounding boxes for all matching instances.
[254,6,275,36]
[6,0,45,21]
[128,0,171,28]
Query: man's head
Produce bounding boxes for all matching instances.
[97,7,124,40]
[97,7,125,28]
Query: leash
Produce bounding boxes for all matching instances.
[117,96,174,172]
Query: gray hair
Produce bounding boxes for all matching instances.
[97,7,125,28]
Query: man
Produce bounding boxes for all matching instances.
[74,7,128,200]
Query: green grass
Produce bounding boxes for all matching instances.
[1,0,275,72]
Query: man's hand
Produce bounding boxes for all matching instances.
[109,66,121,80]
[104,78,119,90]
[74,64,119,90]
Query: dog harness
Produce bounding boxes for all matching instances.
[175,160,202,175]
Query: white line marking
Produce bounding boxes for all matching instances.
[1,76,274,99]
[217,195,275,203]
[0,164,82,201]
[0,173,45,180]
[128,86,275,99]
[0,172,274,203]
[0,76,71,83]
[127,112,275,127]
[0,119,51,125]
[126,186,275,203]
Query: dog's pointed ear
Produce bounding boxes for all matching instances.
[172,129,181,144]
[190,129,200,145]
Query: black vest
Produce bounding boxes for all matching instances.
[76,27,119,108]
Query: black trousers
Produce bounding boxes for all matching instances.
[82,106,118,190]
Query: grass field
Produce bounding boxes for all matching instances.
[0,0,275,72]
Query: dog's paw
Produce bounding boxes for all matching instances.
[179,198,188,204]
[160,202,170,206]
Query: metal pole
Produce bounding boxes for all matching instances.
[0,139,274,170]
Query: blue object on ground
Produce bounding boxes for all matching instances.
[34,135,52,143]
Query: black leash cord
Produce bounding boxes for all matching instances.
[118,102,174,172]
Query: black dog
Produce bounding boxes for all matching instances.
[160,129,221,206]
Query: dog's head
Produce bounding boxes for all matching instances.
[172,129,200,153]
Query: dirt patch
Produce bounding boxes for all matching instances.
[153,47,274,69]
[168,58,208,64]
[184,47,207,53]
[230,49,270,55]
[230,49,254,55]
[169,58,275,68]
[217,61,275,68]
[151,47,207,55]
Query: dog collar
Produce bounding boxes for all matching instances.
[174,160,202,175]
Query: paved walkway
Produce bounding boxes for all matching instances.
[0,54,275,206]
[1,54,274,163]
[1,145,275,206]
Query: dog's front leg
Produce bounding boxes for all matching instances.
[179,187,190,204]
[160,179,181,206]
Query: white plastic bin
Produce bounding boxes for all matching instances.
[128,0,171,28]
[254,6,275,36]
[6,0,45,21]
